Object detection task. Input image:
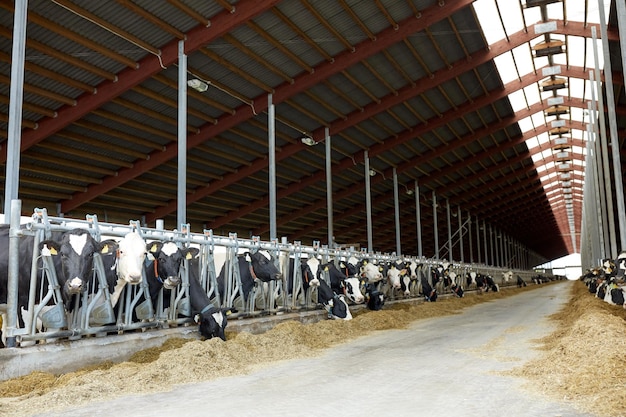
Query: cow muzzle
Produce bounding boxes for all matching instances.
[66,277,84,294]
[163,276,180,289]
[125,272,142,285]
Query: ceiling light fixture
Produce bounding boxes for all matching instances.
[187,78,209,93]
[369,169,377,177]
[300,136,316,146]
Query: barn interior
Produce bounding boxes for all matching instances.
[0,0,621,272]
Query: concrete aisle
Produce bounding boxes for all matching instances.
[39,282,596,417]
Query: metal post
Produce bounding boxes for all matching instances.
[483,220,488,265]
[4,1,28,216]
[433,191,439,259]
[393,168,401,255]
[325,127,333,248]
[475,216,481,264]
[458,206,464,263]
[591,28,617,257]
[446,199,452,262]
[268,94,277,241]
[588,99,607,259]
[364,151,373,253]
[489,224,495,266]
[177,40,187,228]
[598,0,626,252]
[6,199,21,347]
[415,181,422,258]
[467,212,473,263]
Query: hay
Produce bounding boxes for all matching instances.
[0,283,562,416]
[504,280,626,417]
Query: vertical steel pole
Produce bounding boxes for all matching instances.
[6,199,21,347]
[476,216,481,264]
[446,199,452,262]
[598,0,626,252]
[364,151,373,253]
[393,168,401,255]
[433,191,439,259]
[483,220,488,265]
[325,128,333,248]
[489,224,495,266]
[588,99,607,259]
[415,181,423,258]
[591,28,617,257]
[458,206,464,263]
[4,1,28,216]
[268,94,277,241]
[467,211,473,263]
[177,41,187,228]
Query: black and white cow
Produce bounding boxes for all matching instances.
[186,248,231,340]
[317,278,352,320]
[516,275,527,287]
[319,261,364,305]
[420,270,437,302]
[0,227,103,345]
[364,282,385,310]
[217,249,282,306]
[358,259,384,284]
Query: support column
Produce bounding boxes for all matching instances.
[268,94,277,241]
[177,40,187,228]
[415,181,423,258]
[325,128,333,248]
[364,151,373,253]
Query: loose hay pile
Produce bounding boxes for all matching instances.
[0,283,570,417]
[505,280,626,417]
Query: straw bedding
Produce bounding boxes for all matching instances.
[504,280,626,417]
[1,282,620,416]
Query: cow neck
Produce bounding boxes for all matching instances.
[303,270,310,284]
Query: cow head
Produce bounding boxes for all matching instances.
[386,264,406,290]
[245,250,282,282]
[195,306,231,341]
[359,260,383,283]
[40,229,101,309]
[116,232,147,284]
[147,241,184,289]
[364,283,384,311]
[326,294,352,320]
[342,277,364,304]
[300,261,319,289]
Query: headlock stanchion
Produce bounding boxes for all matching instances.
[3,208,542,348]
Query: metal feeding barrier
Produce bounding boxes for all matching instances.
[2,208,537,348]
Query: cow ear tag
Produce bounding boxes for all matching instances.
[324,266,329,272]
[48,245,58,256]
[186,251,193,260]
[150,243,159,253]
[101,244,110,254]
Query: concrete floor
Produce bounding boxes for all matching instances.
[36,282,596,417]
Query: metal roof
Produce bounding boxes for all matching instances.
[0,0,620,263]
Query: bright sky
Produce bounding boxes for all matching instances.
[472,0,611,269]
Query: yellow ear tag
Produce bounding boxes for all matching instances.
[226,310,232,316]
[324,266,329,272]
[49,247,58,256]
[101,244,110,254]
[363,261,368,265]
[150,243,159,253]
[186,252,193,260]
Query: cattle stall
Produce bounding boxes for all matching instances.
[0,209,541,348]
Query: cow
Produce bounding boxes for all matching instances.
[319,261,364,304]
[420,269,437,302]
[603,281,626,308]
[364,282,384,311]
[217,249,282,309]
[0,227,103,345]
[359,259,384,283]
[186,247,230,340]
[516,275,527,287]
[502,270,513,284]
[447,271,464,297]
[142,240,191,316]
[283,257,320,307]
[98,232,148,308]
[466,271,477,288]
[386,261,410,297]
[316,278,351,320]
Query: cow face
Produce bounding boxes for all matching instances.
[343,277,364,304]
[360,260,383,283]
[195,306,230,341]
[364,283,384,311]
[300,261,319,290]
[339,258,359,278]
[147,241,184,289]
[317,279,352,320]
[245,250,282,282]
[55,229,101,295]
[116,232,147,284]
[386,263,407,290]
